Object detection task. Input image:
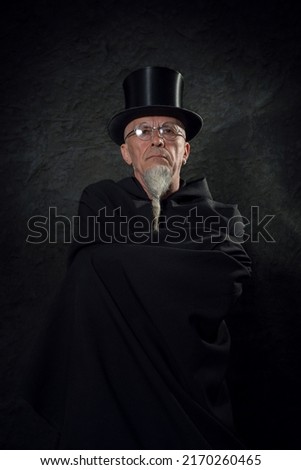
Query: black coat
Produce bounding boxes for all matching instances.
[21,177,251,449]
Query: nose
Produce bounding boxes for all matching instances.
[151,129,164,147]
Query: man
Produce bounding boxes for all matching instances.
[22,66,251,450]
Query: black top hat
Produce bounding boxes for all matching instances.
[107,66,203,145]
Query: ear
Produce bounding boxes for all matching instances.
[183,142,190,163]
[120,143,132,165]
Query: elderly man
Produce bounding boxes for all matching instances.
[22,67,251,450]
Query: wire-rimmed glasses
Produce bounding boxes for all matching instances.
[124,122,186,142]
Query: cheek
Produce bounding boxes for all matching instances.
[129,152,145,170]
[130,145,149,167]
[174,145,185,164]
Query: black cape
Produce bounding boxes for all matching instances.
[21,177,251,450]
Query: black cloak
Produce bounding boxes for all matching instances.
[21,177,251,450]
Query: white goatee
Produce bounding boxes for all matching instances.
[143,166,173,231]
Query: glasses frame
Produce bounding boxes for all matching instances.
[124,122,186,142]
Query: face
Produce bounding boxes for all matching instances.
[120,116,190,192]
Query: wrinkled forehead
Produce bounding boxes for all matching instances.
[124,115,185,133]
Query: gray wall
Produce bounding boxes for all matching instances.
[1,0,301,448]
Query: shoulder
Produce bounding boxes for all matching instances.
[79,178,129,203]
[81,177,137,196]
[182,178,241,217]
[81,179,118,196]
[183,178,247,237]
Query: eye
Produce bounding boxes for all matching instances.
[161,125,176,136]
[136,126,152,137]
[142,127,152,135]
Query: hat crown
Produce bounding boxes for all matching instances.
[107,65,203,145]
[123,66,184,109]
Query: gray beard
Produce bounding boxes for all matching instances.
[143,166,173,232]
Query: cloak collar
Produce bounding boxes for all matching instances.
[117,176,213,202]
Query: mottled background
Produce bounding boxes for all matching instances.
[1,0,301,449]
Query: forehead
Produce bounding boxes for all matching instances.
[125,115,184,131]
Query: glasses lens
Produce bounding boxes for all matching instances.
[132,123,185,141]
[160,124,181,140]
[135,124,152,140]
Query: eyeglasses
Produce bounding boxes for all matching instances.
[124,122,186,142]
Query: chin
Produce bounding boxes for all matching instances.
[147,159,170,169]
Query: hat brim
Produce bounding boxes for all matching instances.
[107,106,203,145]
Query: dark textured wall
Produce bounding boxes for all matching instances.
[1,0,301,449]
